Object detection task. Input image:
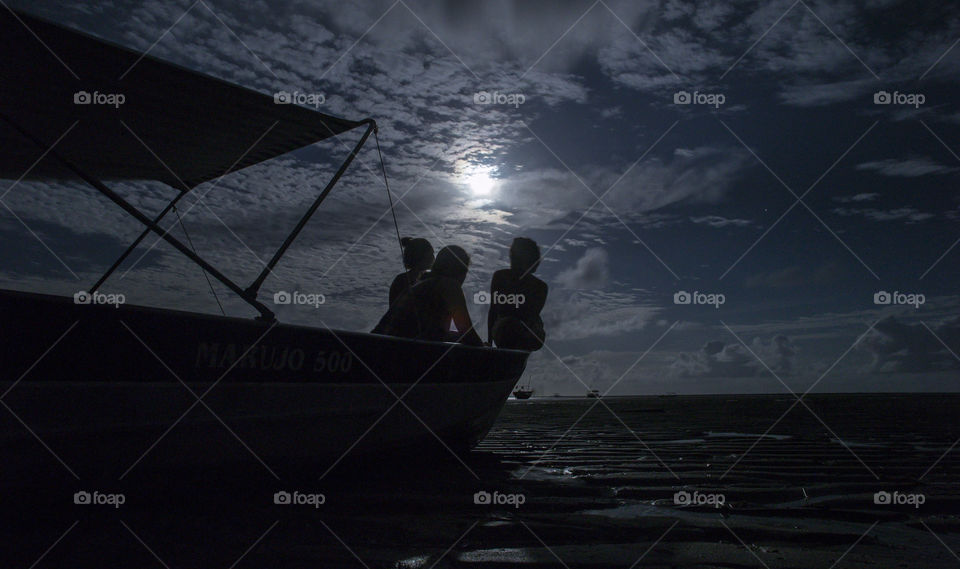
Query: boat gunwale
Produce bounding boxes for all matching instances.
[0,287,532,357]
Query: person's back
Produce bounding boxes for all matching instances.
[489,268,547,324]
[388,237,434,307]
[373,245,483,346]
[374,276,446,341]
[487,238,548,351]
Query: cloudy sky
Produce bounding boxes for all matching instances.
[2,0,959,394]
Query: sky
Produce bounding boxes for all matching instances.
[1,0,958,394]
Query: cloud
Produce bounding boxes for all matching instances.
[831,207,936,222]
[490,146,752,230]
[600,146,753,213]
[599,106,622,120]
[861,316,960,373]
[832,192,878,203]
[856,158,958,177]
[556,248,609,289]
[541,290,659,341]
[777,79,878,107]
[671,335,798,378]
[690,215,751,228]
[519,349,638,395]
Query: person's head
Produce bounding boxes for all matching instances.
[400,237,434,272]
[510,237,541,275]
[430,245,471,283]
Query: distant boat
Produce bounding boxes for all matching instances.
[659,392,678,398]
[587,389,601,398]
[513,385,534,399]
[0,10,532,469]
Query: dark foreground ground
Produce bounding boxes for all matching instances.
[3,394,960,568]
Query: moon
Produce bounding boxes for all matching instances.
[464,167,496,197]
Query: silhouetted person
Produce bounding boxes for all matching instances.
[389,237,434,306]
[487,237,547,351]
[373,245,483,346]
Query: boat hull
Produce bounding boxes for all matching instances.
[0,289,528,474]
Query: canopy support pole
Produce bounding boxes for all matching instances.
[0,113,276,321]
[245,119,376,298]
[89,191,187,294]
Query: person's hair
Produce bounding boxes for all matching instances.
[430,245,470,280]
[510,237,541,274]
[400,237,434,271]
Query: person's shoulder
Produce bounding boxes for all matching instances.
[492,268,511,281]
[388,273,403,293]
[392,271,413,285]
[526,273,547,287]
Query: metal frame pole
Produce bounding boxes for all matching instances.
[1,113,276,320]
[88,190,187,293]
[245,119,376,298]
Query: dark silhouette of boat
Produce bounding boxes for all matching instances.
[0,10,530,467]
[513,385,534,399]
[587,389,601,398]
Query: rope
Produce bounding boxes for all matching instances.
[174,204,226,316]
[374,128,422,336]
[374,129,405,261]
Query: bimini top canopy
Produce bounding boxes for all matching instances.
[0,9,370,190]
[0,9,381,321]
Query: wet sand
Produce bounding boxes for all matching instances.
[4,394,960,567]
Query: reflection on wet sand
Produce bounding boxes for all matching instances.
[4,394,959,568]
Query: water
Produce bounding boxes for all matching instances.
[4,394,960,567]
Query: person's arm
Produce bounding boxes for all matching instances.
[515,277,547,322]
[528,279,548,315]
[443,282,483,346]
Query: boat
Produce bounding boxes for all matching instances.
[512,385,534,399]
[0,10,530,472]
[587,389,601,398]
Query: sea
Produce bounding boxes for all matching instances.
[4,394,960,568]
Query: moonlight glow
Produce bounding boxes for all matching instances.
[464,167,496,197]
